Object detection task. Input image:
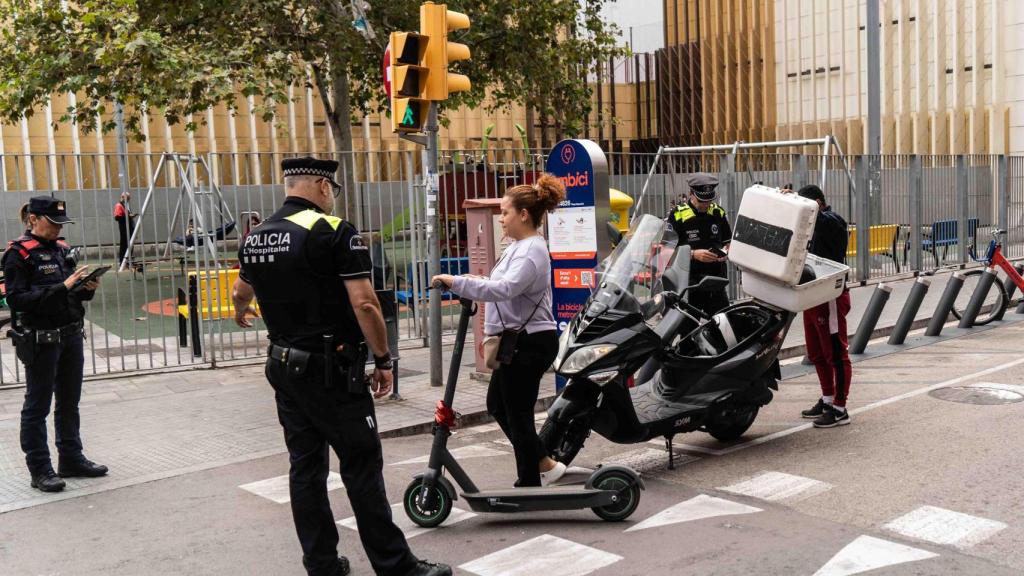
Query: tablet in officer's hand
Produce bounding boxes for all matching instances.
[71,265,111,291]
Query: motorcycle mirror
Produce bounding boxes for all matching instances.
[693,275,729,292]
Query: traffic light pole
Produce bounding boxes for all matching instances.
[425,103,443,387]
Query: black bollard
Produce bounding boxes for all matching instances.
[850,283,892,355]
[1003,265,1024,302]
[888,277,931,345]
[926,272,965,336]
[958,268,999,329]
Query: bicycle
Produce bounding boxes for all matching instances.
[951,229,1024,326]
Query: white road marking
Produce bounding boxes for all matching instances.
[239,472,343,504]
[391,444,507,466]
[491,439,513,448]
[813,535,938,576]
[645,439,730,456]
[337,503,475,539]
[714,355,1024,456]
[459,534,622,576]
[606,447,700,473]
[719,471,832,502]
[883,505,1008,549]
[625,494,762,532]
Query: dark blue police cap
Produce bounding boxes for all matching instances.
[281,156,340,185]
[28,196,75,225]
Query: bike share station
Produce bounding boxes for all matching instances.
[403,140,644,527]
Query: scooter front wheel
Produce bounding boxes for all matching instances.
[590,469,642,522]
[403,479,453,528]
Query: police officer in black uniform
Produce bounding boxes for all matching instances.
[3,197,108,493]
[666,172,733,317]
[231,157,450,576]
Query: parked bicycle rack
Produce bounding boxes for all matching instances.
[925,272,966,337]
[850,283,892,355]
[957,268,1000,329]
[887,277,930,346]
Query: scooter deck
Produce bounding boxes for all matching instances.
[461,486,621,513]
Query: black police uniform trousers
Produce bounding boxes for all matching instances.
[21,332,85,474]
[486,330,559,487]
[265,352,417,576]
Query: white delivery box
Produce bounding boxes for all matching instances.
[741,254,849,312]
[729,185,819,286]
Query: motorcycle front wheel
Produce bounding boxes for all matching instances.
[539,417,589,466]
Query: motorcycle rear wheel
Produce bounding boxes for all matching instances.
[705,405,759,442]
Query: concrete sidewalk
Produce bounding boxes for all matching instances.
[0,269,1019,514]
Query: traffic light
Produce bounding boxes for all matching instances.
[389,31,430,133]
[420,2,471,101]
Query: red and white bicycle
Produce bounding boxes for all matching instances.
[953,229,1024,326]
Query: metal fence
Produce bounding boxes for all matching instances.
[0,148,1021,386]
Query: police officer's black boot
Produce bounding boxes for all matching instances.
[404,560,452,576]
[57,457,108,478]
[30,469,66,492]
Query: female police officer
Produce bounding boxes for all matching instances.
[231,157,450,576]
[3,196,106,493]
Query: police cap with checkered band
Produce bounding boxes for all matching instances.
[687,172,719,201]
[281,156,341,188]
[28,195,75,225]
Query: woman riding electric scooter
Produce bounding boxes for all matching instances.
[433,174,568,487]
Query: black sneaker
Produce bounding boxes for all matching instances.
[405,560,453,576]
[331,557,350,576]
[813,406,851,428]
[31,469,66,492]
[801,398,829,419]
[58,458,108,478]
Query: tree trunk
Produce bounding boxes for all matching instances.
[330,67,359,226]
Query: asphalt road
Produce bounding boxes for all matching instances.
[3,320,1024,576]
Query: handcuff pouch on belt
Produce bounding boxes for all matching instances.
[8,328,34,366]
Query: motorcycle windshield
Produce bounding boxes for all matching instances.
[587,215,678,316]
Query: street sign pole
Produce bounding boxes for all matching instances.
[425,102,443,387]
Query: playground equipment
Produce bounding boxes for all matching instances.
[120,153,237,272]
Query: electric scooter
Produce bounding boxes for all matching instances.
[402,293,644,528]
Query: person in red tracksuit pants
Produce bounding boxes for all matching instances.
[796,185,853,428]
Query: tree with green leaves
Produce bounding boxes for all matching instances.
[0,0,624,218]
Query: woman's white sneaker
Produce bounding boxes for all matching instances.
[540,462,567,486]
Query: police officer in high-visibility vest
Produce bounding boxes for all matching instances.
[666,172,733,317]
[3,197,108,493]
[231,157,450,576]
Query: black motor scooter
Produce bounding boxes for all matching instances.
[402,293,644,528]
[540,215,795,469]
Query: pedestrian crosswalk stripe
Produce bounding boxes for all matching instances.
[239,472,344,504]
[812,535,938,576]
[391,444,507,466]
[626,494,762,532]
[883,505,1007,549]
[460,534,622,576]
[719,471,832,502]
[338,503,475,540]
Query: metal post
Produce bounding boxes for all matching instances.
[888,277,930,345]
[426,103,443,387]
[855,156,871,283]
[115,101,130,197]
[1007,264,1024,303]
[958,267,998,328]
[850,283,892,354]
[722,153,739,301]
[926,272,966,336]
[956,155,969,264]
[909,155,924,272]
[866,0,881,157]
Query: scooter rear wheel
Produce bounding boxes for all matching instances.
[403,479,453,528]
[706,405,759,442]
[590,469,641,522]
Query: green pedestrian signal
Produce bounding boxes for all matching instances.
[402,105,417,126]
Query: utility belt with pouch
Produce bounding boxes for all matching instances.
[268,337,369,395]
[8,321,83,366]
